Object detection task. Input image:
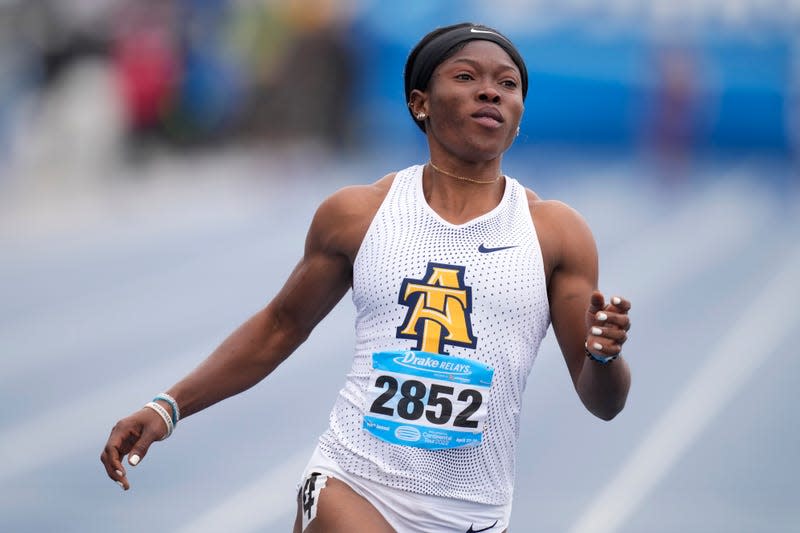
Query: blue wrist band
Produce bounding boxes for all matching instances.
[584,343,618,365]
[153,393,180,425]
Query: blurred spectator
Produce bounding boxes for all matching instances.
[108,0,356,156]
[237,0,356,149]
[790,37,800,183]
[2,0,123,183]
[643,45,704,185]
[111,0,180,156]
[159,0,245,147]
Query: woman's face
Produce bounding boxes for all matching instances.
[422,40,525,163]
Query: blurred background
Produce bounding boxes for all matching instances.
[1,1,798,532]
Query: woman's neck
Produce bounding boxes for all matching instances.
[421,164,506,225]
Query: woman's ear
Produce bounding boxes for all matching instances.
[408,89,429,119]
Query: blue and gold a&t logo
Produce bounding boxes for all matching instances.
[396,262,477,354]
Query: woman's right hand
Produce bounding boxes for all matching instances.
[100,407,168,490]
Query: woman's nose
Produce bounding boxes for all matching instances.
[478,87,501,104]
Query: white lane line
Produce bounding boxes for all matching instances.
[0,231,299,382]
[602,179,772,301]
[0,343,212,484]
[567,245,800,533]
[173,447,312,533]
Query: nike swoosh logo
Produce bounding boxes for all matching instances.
[466,520,498,533]
[469,28,511,43]
[469,28,499,36]
[478,244,518,253]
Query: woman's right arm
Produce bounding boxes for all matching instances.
[100,187,364,490]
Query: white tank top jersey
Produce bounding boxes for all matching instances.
[317,164,551,505]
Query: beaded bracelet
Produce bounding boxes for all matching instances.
[153,393,180,425]
[144,401,174,440]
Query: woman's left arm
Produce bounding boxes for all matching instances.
[539,201,632,420]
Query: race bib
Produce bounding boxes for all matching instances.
[363,350,494,450]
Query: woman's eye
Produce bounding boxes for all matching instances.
[455,73,474,80]
[502,80,518,88]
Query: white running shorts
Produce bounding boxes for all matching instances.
[297,445,511,533]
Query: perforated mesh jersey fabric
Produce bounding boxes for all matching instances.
[318,165,550,505]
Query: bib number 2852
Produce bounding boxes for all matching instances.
[362,351,494,450]
[369,376,482,428]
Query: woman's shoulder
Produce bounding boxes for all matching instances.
[524,188,583,222]
[524,187,595,257]
[321,172,396,216]
[308,172,398,261]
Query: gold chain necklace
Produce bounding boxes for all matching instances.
[428,161,501,185]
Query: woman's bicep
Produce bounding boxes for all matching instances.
[544,206,599,385]
[270,248,352,341]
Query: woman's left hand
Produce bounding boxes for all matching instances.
[585,291,631,357]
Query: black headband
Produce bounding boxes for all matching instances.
[404,25,528,120]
